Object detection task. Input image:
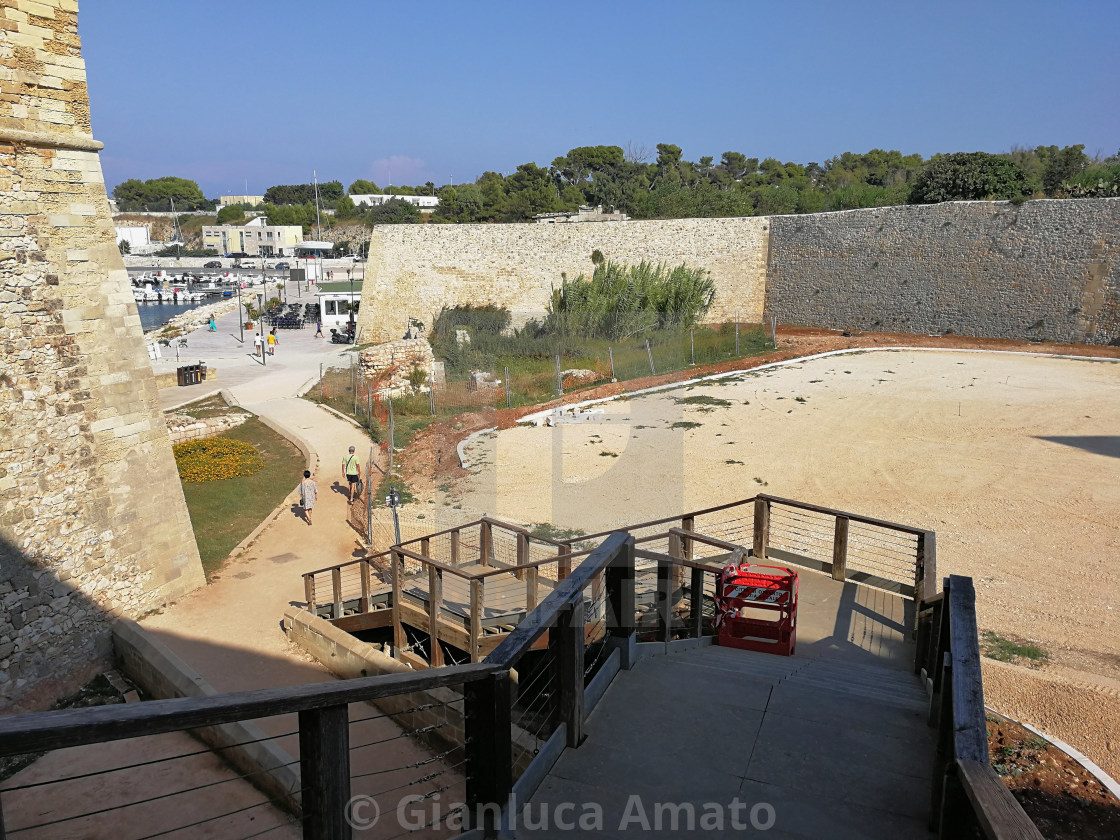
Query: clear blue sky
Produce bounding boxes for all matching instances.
[80,0,1119,197]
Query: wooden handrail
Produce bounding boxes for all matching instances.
[957,759,1046,840]
[391,545,481,579]
[948,575,988,763]
[758,493,928,536]
[578,497,761,541]
[396,519,484,546]
[0,663,498,758]
[486,532,632,668]
[479,516,571,548]
[305,549,391,578]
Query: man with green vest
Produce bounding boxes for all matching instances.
[343,445,362,502]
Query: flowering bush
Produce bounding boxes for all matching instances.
[174,437,264,482]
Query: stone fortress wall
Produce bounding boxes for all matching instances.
[764,199,1120,345]
[0,0,205,711]
[356,217,771,342]
[356,199,1119,347]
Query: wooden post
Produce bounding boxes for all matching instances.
[391,549,405,658]
[304,574,316,613]
[918,531,938,604]
[450,529,460,565]
[298,704,352,840]
[832,516,849,582]
[930,653,954,833]
[552,599,586,747]
[421,536,431,558]
[690,567,705,638]
[428,565,444,667]
[557,542,572,581]
[515,531,529,581]
[656,555,673,643]
[752,498,770,559]
[677,517,693,590]
[469,579,483,663]
[525,566,539,611]
[605,535,636,640]
[331,567,343,620]
[479,520,492,566]
[359,560,371,614]
[465,672,512,836]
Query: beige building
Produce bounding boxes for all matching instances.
[202,216,303,256]
[218,194,265,208]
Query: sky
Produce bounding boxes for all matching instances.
[80,0,1120,198]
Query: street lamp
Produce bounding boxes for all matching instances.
[348,268,355,336]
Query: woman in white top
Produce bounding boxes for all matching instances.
[299,469,318,525]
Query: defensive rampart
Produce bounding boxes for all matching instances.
[355,199,1119,347]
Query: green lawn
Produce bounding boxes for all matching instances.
[180,418,306,578]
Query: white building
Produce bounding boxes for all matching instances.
[218,194,265,208]
[115,225,151,250]
[202,216,303,257]
[350,193,440,209]
[316,290,362,331]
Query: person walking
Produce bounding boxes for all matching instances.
[315,319,323,338]
[253,332,263,357]
[267,328,278,356]
[208,315,217,332]
[298,469,317,525]
[343,445,361,502]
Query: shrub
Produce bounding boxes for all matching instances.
[174,438,264,482]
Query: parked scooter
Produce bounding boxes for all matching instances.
[330,322,356,344]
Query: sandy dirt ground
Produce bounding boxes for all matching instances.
[431,348,1120,777]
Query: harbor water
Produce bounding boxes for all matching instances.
[136,300,210,331]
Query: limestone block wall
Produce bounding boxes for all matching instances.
[355,218,771,343]
[0,0,205,711]
[359,338,436,395]
[764,200,1120,344]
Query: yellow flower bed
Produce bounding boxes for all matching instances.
[174,437,265,483]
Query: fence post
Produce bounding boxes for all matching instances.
[450,528,461,565]
[605,534,636,664]
[735,322,740,356]
[304,574,316,613]
[752,498,770,559]
[557,542,572,581]
[360,559,371,613]
[555,355,563,395]
[465,671,513,835]
[504,366,511,409]
[656,546,674,643]
[331,567,343,619]
[366,448,374,544]
[391,548,406,657]
[298,704,352,840]
[771,315,778,349]
[428,565,444,667]
[430,385,436,415]
[608,347,616,380]
[645,339,655,375]
[479,520,492,565]
[469,578,484,662]
[552,599,586,747]
[690,329,695,365]
[319,363,323,400]
[832,516,849,582]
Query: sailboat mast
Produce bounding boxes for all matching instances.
[313,170,322,241]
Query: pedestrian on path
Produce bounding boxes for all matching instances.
[208,315,217,332]
[343,445,361,502]
[253,333,263,357]
[267,328,277,356]
[299,469,317,525]
[315,319,323,338]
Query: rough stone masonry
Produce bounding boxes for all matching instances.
[354,199,1119,347]
[0,0,205,712]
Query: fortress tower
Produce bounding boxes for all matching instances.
[0,0,204,710]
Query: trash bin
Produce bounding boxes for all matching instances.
[190,364,201,385]
[199,362,207,381]
[177,366,187,387]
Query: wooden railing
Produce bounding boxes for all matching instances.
[917,575,1045,840]
[301,496,937,666]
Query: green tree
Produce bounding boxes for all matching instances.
[1042,144,1088,195]
[348,179,381,195]
[908,153,1032,203]
[367,198,421,224]
[112,176,210,211]
[335,194,356,219]
[117,238,130,255]
[215,204,247,225]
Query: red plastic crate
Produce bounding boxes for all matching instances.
[715,560,798,656]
